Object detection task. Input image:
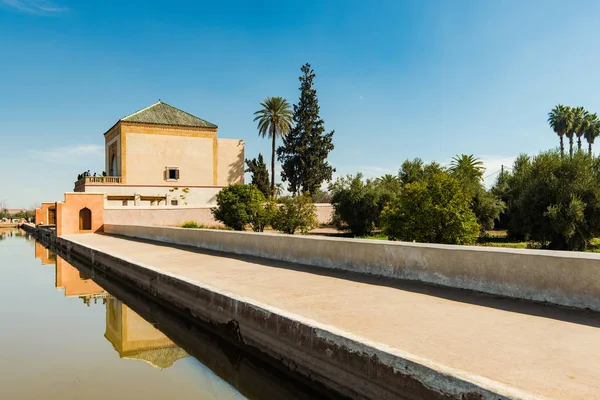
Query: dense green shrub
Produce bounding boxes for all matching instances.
[471,187,505,231]
[448,154,505,232]
[250,198,277,232]
[329,174,401,236]
[381,172,480,244]
[494,151,600,250]
[399,158,445,185]
[212,184,269,231]
[271,194,318,234]
[329,174,382,236]
[181,221,203,229]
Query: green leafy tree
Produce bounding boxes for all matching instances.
[449,154,504,231]
[212,184,271,231]
[491,154,532,239]
[490,168,512,230]
[548,104,572,157]
[254,97,293,196]
[471,186,505,231]
[398,158,425,185]
[330,174,382,236]
[499,151,600,250]
[398,159,446,185]
[277,63,335,195]
[374,174,402,216]
[271,194,318,234]
[329,173,401,236]
[251,198,277,233]
[245,153,271,197]
[381,172,480,244]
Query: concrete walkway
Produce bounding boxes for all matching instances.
[67,233,600,400]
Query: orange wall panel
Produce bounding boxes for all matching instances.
[56,193,104,236]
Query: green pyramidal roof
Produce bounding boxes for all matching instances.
[121,101,218,129]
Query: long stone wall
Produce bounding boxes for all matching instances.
[104,206,219,227]
[104,224,600,311]
[104,203,334,227]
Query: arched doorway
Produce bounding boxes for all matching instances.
[79,208,92,231]
[110,154,117,176]
[48,207,56,225]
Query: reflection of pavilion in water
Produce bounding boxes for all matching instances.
[34,242,56,265]
[105,298,188,369]
[34,248,188,369]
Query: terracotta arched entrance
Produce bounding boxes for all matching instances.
[48,207,56,225]
[79,208,92,231]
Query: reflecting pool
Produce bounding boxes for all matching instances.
[0,229,338,400]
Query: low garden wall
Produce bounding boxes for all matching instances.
[104,224,600,312]
[104,206,219,227]
[104,203,334,227]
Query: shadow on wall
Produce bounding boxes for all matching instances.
[227,140,245,185]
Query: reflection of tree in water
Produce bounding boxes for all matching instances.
[0,229,33,242]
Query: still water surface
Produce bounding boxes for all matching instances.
[0,229,334,400]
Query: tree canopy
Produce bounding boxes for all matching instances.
[245,153,270,198]
[548,104,600,156]
[277,63,335,195]
[492,151,600,250]
[381,171,480,244]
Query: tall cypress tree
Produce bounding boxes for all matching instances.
[245,153,271,197]
[277,63,335,195]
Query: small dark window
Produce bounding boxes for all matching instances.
[167,167,179,181]
[171,199,178,206]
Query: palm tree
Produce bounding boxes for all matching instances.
[584,115,600,155]
[253,97,293,196]
[449,154,485,182]
[565,106,585,157]
[548,104,572,157]
[573,106,588,153]
[376,174,400,185]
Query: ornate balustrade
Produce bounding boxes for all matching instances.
[74,176,122,191]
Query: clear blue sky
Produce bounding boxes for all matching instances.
[2,0,600,208]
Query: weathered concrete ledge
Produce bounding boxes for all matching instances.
[61,248,347,400]
[105,224,600,312]
[32,231,527,399]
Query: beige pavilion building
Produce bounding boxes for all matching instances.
[74,101,244,207]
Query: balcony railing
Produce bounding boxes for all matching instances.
[74,176,122,191]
